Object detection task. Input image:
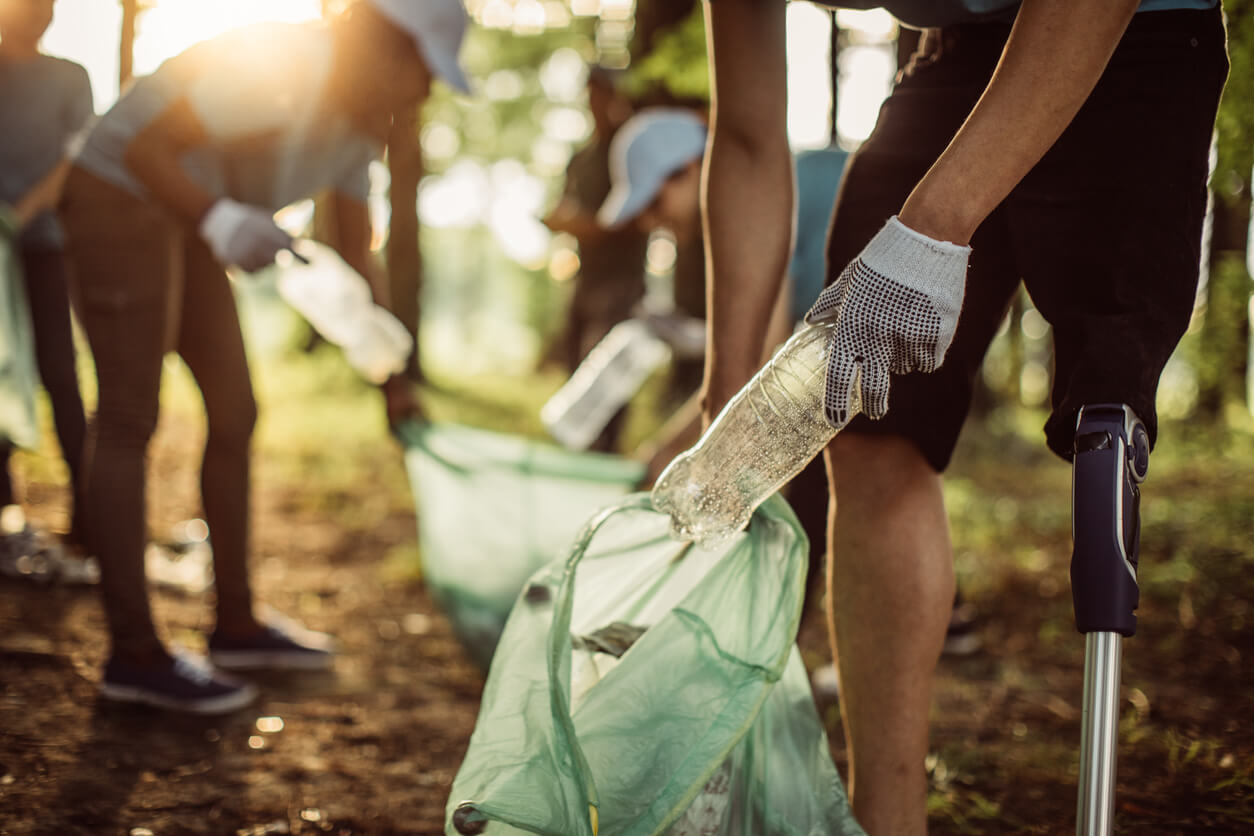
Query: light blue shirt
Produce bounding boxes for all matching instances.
[76,22,377,213]
[790,148,849,322]
[0,55,93,249]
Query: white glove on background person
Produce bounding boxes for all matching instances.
[804,215,970,429]
[198,198,291,272]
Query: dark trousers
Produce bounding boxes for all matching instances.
[0,244,87,545]
[60,167,256,661]
[827,8,1229,469]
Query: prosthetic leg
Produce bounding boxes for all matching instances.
[1070,405,1150,836]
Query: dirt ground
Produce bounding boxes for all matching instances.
[1,404,1252,835]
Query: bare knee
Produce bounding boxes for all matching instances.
[826,432,939,510]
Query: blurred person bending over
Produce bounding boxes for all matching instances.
[59,0,470,714]
[701,0,1226,832]
[543,67,648,452]
[0,0,93,582]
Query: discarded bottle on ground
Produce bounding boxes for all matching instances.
[542,319,671,451]
[652,322,848,546]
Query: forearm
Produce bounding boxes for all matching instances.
[900,0,1138,244]
[124,145,215,225]
[345,249,390,309]
[543,200,606,241]
[332,194,390,309]
[701,0,791,420]
[702,131,793,416]
[13,160,72,228]
[123,98,217,225]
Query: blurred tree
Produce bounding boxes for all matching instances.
[622,3,708,105]
[630,0,697,63]
[1196,0,1253,416]
[117,0,154,88]
[417,21,599,361]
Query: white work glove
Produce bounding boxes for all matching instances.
[804,215,970,429]
[198,198,291,272]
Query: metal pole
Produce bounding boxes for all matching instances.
[1071,404,1149,835]
[1076,630,1122,836]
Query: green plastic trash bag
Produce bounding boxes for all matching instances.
[399,421,645,665]
[0,208,40,450]
[446,494,864,836]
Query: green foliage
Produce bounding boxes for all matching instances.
[1214,0,1254,214]
[1195,253,1252,416]
[622,4,709,103]
[422,22,597,175]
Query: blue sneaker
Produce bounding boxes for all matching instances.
[100,653,258,715]
[208,618,335,672]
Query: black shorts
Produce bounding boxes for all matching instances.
[824,8,1228,470]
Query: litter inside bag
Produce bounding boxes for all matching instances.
[398,421,644,665]
[446,494,864,836]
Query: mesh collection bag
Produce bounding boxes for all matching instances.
[400,421,645,665]
[446,494,864,836]
[0,211,40,449]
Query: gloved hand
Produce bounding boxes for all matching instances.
[804,215,970,429]
[198,198,291,272]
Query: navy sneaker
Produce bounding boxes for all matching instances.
[100,653,258,715]
[208,618,335,672]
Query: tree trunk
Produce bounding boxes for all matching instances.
[387,106,424,382]
[118,0,138,88]
[1196,0,1253,416]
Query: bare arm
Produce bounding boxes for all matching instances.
[13,160,72,228]
[333,191,422,423]
[701,0,792,422]
[122,96,220,225]
[331,193,388,306]
[899,0,1139,244]
[542,197,608,242]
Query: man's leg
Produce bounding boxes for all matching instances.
[826,432,954,835]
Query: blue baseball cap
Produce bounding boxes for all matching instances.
[367,0,472,94]
[597,108,708,229]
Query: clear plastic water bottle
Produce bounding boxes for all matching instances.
[274,239,413,384]
[542,319,671,451]
[651,322,845,546]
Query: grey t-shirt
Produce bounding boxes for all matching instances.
[76,22,378,214]
[0,54,94,249]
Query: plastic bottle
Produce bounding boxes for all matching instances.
[274,239,413,384]
[541,319,671,451]
[651,322,845,546]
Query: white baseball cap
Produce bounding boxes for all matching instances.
[597,108,707,229]
[366,0,472,94]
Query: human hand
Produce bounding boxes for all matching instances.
[381,374,423,429]
[198,198,292,272]
[804,215,970,428]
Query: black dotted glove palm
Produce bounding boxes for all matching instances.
[804,216,970,429]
